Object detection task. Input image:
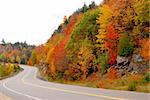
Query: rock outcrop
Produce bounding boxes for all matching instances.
[114,54,148,76]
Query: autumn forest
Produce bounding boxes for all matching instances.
[0,0,149,93]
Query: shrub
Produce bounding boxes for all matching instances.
[140,39,150,61]
[100,53,109,75]
[57,72,64,80]
[128,82,137,91]
[118,35,134,57]
[13,64,20,72]
[0,64,4,77]
[143,72,150,83]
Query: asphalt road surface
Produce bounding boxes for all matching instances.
[0,65,149,100]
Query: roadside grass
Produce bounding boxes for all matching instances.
[40,73,150,93]
[95,74,150,93]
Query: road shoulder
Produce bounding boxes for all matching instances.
[0,93,13,100]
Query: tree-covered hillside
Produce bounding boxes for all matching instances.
[29,0,150,92]
[4,0,149,92]
[0,40,35,64]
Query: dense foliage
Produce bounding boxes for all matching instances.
[0,41,35,64]
[1,0,149,92]
[28,0,149,92]
[0,63,21,79]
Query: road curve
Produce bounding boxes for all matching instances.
[0,65,149,100]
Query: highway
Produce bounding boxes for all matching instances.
[0,65,149,100]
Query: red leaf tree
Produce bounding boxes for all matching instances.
[105,25,119,66]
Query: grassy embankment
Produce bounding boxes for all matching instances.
[0,63,23,80]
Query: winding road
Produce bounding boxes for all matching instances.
[0,65,149,100]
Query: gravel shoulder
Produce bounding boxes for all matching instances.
[0,93,13,100]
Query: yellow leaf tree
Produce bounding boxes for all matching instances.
[77,40,95,80]
[96,4,112,52]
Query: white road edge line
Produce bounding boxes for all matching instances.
[2,70,42,100]
[22,68,126,100]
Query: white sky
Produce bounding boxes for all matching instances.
[0,0,102,45]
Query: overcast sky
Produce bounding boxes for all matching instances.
[0,0,102,45]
